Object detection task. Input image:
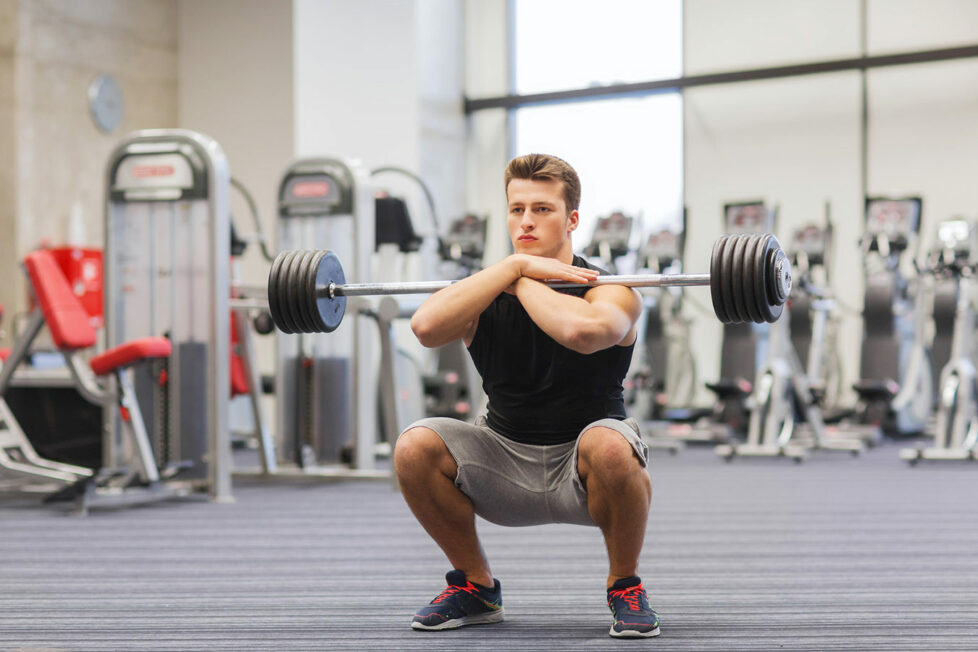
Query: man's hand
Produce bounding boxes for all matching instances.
[504,254,599,293]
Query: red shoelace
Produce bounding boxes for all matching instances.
[432,581,481,604]
[608,584,645,611]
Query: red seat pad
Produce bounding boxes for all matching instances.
[90,336,172,376]
[0,348,9,362]
[24,251,97,351]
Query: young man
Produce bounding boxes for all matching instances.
[395,153,658,638]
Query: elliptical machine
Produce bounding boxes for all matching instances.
[852,197,933,437]
[629,227,699,424]
[582,212,634,274]
[682,202,775,442]
[901,218,978,464]
[715,216,864,462]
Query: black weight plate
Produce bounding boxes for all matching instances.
[267,251,287,333]
[754,235,782,323]
[763,237,789,322]
[314,250,346,333]
[751,235,775,323]
[268,251,296,334]
[729,234,754,323]
[277,250,304,335]
[710,236,730,323]
[293,250,320,333]
[720,234,742,323]
[768,236,792,305]
[301,251,326,332]
[741,234,765,324]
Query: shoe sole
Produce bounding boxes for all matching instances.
[609,625,660,638]
[412,608,505,631]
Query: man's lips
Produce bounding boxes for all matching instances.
[518,235,537,241]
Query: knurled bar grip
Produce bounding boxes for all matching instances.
[325,274,713,298]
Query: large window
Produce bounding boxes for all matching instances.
[513,0,683,94]
[512,0,684,254]
[514,95,684,243]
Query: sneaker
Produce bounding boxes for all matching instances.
[411,570,504,631]
[607,576,660,638]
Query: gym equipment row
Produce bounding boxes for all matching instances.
[0,128,495,510]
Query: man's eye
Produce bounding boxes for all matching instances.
[537,206,549,213]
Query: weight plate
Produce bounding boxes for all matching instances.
[763,237,790,322]
[710,236,731,323]
[301,251,326,333]
[267,252,284,332]
[754,235,783,323]
[741,234,765,324]
[268,251,294,334]
[729,234,754,323]
[720,235,742,323]
[277,250,304,334]
[314,250,346,333]
[768,237,792,304]
[293,250,320,333]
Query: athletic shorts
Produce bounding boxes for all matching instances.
[396,415,649,527]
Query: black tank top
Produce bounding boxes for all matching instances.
[467,255,634,445]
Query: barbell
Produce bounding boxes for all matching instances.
[264,232,792,334]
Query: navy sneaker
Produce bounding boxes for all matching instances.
[411,570,504,630]
[607,576,660,638]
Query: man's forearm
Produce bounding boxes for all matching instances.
[514,278,635,354]
[514,278,596,350]
[410,257,522,347]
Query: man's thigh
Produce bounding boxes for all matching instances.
[546,418,651,525]
[398,416,570,527]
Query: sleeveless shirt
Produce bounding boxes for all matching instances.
[466,255,634,445]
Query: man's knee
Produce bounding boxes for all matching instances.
[580,427,639,466]
[578,427,648,484]
[394,426,455,480]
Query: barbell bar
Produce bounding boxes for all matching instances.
[263,232,793,334]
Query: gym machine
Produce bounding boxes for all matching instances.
[252,158,381,476]
[902,218,978,463]
[852,197,933,437]
[104,129,232,502]
[420,214,489,423]
[629,227,699,423]
[583,212,635,274]
[1,250,176,512]
[678,202,777,442]
[787,218,879,447]
[715,218,864,461]
[786,220,845,414]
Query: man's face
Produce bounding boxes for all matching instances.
[506,177,579,258]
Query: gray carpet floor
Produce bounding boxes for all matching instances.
[1,440,976,651]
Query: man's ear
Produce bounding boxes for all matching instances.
[567,210,579,233]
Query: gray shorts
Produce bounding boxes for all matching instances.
[397,415,649,527]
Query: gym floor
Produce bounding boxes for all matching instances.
[2,440,976,651]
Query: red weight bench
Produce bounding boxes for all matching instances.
[0,251,172,508]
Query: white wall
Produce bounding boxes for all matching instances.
[463,0,510,264]
[1,0,178,346]
[178,0,294,287]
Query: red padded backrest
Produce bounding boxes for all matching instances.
[24,250,97,351]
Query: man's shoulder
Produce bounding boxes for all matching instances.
[572,254,610,276]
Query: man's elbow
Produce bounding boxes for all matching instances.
[410,314,440,348]
[563,324,613,355]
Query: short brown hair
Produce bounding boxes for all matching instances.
[504,153,581,213]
